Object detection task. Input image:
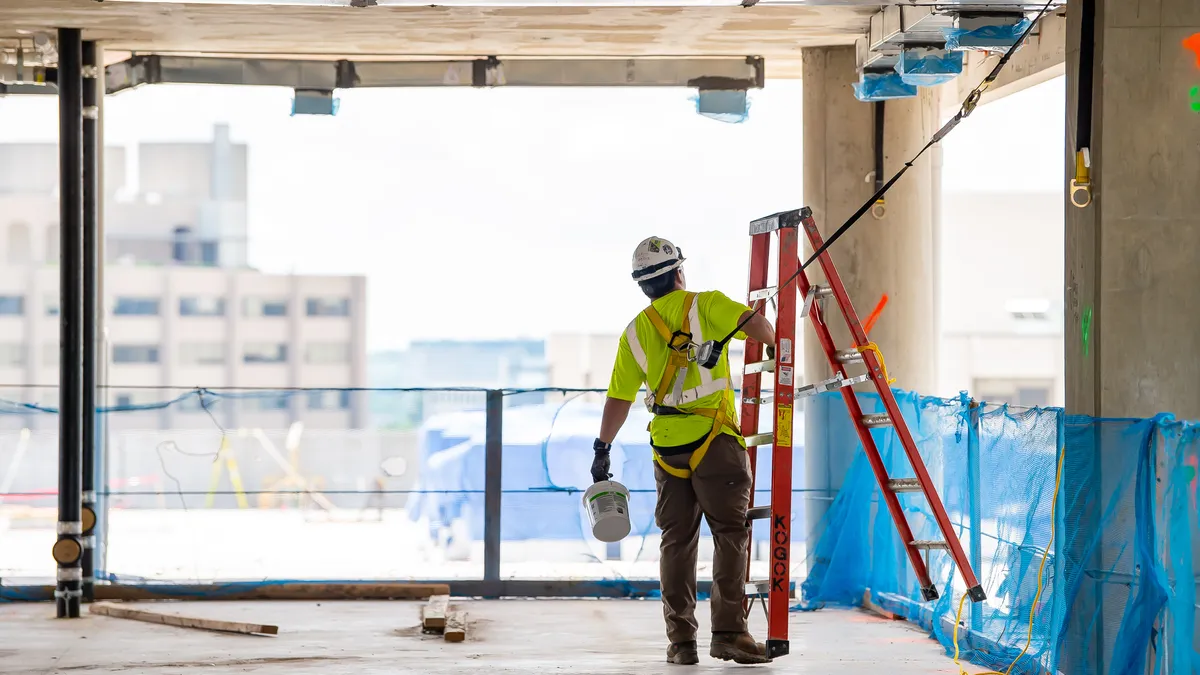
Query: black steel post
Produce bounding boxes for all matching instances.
[54,27,84,619]
[80,40,99,603]
[483,390,503,590]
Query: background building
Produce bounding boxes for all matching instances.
[0,124,368,431]
[938,191,1064,407]
[369,339,547,428]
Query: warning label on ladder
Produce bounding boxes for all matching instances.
[776,405,793,446]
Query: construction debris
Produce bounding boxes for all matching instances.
[418,595,467,642]
[89,602,279,636]
[444,609,468,643]
[421,594,449,632]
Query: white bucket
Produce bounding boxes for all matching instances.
[584,480,631,543]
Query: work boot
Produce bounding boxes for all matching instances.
[709,632,771,665]
[666,640,700,665]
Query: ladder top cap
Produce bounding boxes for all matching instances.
[748,207,813,235]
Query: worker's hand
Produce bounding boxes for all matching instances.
[591,438,612,483]
[765,344,776,362]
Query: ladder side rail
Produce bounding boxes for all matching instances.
[766,226,799,656]
[740,232,772,614]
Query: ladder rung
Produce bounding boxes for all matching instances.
[911,540,950,550]
[835,349,863,364]
[744,433,773,447]
[861,413,892,428]
[888,478,923,493]
[745,580,770,597]
[746,506,771,521]
[796,373,869,400]
[742,395,773,405]
[744,359,775,375]
[800,285,832,319]
[749,286,777,301]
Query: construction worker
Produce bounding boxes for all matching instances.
[591,236,776,666]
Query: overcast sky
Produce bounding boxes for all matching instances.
[0,77,1064,350]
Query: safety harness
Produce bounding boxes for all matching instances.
[642,292,740,479]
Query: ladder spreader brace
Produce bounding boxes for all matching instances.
[739,207,986,660]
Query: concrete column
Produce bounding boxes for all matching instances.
[801,46,939,547]
[1062,3,1200,672]
[1065,3,1200,420]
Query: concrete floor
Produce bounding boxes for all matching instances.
[0,599,980,674]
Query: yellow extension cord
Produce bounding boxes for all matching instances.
[951,445,1065,675]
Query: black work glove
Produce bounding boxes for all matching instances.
[766,344,776,362]
[591,438,612,483]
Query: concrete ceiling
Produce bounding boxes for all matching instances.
[0,1,892,77]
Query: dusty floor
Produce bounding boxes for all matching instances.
[0,599,980,674]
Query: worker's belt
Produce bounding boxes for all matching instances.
[641,291,741,480]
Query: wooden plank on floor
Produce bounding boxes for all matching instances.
[97,582,451,602]
[444,608,467,643]
[422,594,450,631]
[89,602,279,636]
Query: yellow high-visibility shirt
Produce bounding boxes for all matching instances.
[607,289,751,449]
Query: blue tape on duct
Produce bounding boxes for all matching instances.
[853,72,917,102]
[694,90,749,124]
[943,18,1032,51]
[896,50,964,87]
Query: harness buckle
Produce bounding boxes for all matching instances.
[668,330,693,352]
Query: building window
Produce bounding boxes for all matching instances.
[243,342,287,364]
[172,226,194,264]
[0,295,24,316]
[115,394,133,409]
[0,343,26,367]
[243,297,288,318]
[179,296,226,317]
[306,297,350,317]
[305,342,350,365]
[974,378,1054,408]
[113,297,161,316]
[112,344,160,364]
[248,393,290,411]
[307,390,352,410]
[179,342,226,366]
[45,294,59,317]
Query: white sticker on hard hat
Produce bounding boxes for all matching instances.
[779,366,794,386]
[780,338,793,365]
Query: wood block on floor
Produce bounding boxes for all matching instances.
[444,609,467,643]
[861,589,904,621]
[89,602,279,636]
[422,594,450,631]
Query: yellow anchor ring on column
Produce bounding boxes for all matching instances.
[1070,148,1092,208]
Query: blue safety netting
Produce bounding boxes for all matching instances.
[799,391,1200,675]
[2,385,1197,675]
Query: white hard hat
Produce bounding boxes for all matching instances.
[631,237,685,282]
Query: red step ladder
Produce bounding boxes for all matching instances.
[739,207,985,659]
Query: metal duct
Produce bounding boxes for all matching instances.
[103,55,764,94]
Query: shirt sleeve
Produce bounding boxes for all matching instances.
[606,332,644,402]
[704,290,753,341]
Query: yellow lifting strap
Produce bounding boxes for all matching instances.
[642,292,740,480]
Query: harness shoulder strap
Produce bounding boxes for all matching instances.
[641,293,697,406]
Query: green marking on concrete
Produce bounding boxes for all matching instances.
[1082,306,1093,357]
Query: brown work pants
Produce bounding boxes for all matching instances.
[654,433,753,644]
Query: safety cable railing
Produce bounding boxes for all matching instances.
[0,385,1195,675]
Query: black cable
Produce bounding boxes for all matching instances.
[711,0,1056,352]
